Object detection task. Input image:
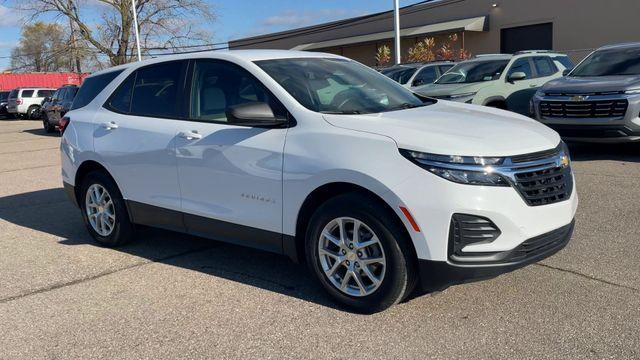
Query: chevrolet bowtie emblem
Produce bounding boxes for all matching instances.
[570,95,587,102]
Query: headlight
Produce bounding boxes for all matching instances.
[447,92,477,103]
[400,149,509,186]
[535,89,545,97]
[624,88,640,94]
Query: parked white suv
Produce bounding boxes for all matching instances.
[60,50,577,312]
[414,51,574,115]
[7,87,55,119]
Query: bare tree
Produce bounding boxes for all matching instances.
[18,0,215,66]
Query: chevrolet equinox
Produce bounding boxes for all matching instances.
[60,50,578,313]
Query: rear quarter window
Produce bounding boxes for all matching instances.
[552,55,574,69]
[21,90,34,98]
[36,90,53,97]
[71,70,124,110]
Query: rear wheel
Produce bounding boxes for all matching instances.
[27,106,39,120]
[305,193,417,313]
[80,171,134,247]
[43,116,55,133]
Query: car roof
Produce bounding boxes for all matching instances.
[598,42,640,51]
[89,49,345,77]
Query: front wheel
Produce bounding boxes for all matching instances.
[79,171,134,247]
[27,106,39,120]
[305,193,417,313]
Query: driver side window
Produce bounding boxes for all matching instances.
[190,60,285,122]
[507,58,534,79]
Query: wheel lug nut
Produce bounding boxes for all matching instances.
[341,249,347,255]
[355,262,360,267]
[345,260,350,266]
[357,251,362,257]
[348,244,354,249]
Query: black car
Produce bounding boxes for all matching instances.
[42,85,78,133]
[0,91,9,117]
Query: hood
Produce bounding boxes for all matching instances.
[413,82,488,97]
[541,75,640,94]
[323,101,560,157]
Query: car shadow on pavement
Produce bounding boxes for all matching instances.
[567,142,640,163]
[0,187,347,311]
[22,128,60,137]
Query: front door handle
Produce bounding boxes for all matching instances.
[178,130,202,140]
[101,121,118,130]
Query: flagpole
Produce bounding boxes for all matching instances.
[131,0,142,61]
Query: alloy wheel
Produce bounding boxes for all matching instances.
[317,217,386,297]
[85,184,116,236]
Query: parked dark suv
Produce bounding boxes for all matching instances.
[0,91,9,117]
[42,85,79,132]
[532,42,640,142]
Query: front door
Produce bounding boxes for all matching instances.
[176,59,288,252]
[505,57,540,115]
[93,60,189,230]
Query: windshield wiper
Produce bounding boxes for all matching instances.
[320,110,362,115]
[387,103,424,111]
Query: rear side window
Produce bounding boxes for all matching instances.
[21,90,34,98]
[65,88,78,100]
[130,61,186,118]
[533,57,558,77]
[106,74,135,113]
[412,66,438,86]
[71,70,124,110]
[37,90,53,97]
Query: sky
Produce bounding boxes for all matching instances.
[0,0,426,71]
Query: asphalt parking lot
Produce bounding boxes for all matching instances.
[0,118,639,359]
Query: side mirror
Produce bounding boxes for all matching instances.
[562,68,572,76]
[226,102,286,127]
[508,72,527,82]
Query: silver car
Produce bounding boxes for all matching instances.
[532,42,640,142]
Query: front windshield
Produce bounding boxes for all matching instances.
[571,47,640,76]
[0,92,8,101]
[256,58,429,114]
[436,60,509,84]
[381,67,418,85]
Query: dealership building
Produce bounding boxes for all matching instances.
[229,0,640,66]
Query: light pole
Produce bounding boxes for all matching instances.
[393,0,401,64]
[131,0,142,61]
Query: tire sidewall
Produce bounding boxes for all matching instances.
[79,171,132,247]
[305,194,412,313]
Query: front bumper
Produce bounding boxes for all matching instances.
[418,220,574,291]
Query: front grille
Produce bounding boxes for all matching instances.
[505,221,574,263]
[539,100,628,118]
[511,146,560,163]
[513,165,573,206]
[449,214,501,258]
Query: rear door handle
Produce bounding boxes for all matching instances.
[178,130,202,140]
[101,121,118,130]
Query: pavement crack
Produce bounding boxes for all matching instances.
[0,164,58,174]
[0,246,214,305]
[535,263,639,293]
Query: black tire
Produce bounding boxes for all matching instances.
[79,171,135,247]
[27,106,39,120]
[43,117,55,133]
[305,193,417,313]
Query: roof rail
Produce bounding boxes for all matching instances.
[514,50,555,55]
[474,54,510,58]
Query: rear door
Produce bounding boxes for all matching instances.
[175,59,288,251]
[93,60,189,230]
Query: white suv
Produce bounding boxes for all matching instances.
[7,87,55,119]
[60,50,578,312]
[414,52,574,116]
